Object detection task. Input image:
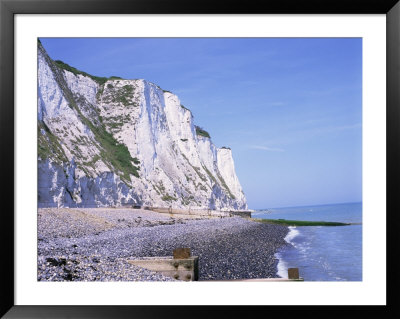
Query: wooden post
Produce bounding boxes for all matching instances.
[288,268,299,279]
[173,248,191,259]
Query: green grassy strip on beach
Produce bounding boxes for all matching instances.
[251,218,351,226]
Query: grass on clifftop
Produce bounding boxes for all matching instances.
[54,60,124,85]
[195,126,211,138]
[252,218,351,226]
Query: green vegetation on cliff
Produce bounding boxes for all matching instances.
[38,121,68,164]
[79,113,140,181]
[162,195,178,202]
[54,60,125,85]
[195,126,210,138]
[39,43,140,182]
[54,60,110,85]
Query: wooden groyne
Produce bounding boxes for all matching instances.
[135,206,253,218]
[230,210,252,218]
[128,249,198,281]
[147,207,230,217]
[205,268,303,282]
[38,204,253,219]
[129,249,302,282]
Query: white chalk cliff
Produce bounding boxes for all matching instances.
[37,42,247,210]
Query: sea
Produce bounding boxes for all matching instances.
[252,202,362,281]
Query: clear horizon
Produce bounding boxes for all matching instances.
[40,38,362,209]
[256,200,362,211]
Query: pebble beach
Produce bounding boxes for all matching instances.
[38,208,289,281]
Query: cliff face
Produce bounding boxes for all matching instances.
[37,43,247,210]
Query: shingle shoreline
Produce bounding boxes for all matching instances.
[38,208,289,281]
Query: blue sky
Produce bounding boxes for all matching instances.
[40,38,362,209]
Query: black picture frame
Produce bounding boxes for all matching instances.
[1,0,399,317]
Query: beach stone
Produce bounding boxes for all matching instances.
[38,208,289,281]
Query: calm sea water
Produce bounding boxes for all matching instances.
[252,202,362,281]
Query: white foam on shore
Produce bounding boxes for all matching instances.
[285,226,300,245]
[275,251,288,278]
[275,226,299,278]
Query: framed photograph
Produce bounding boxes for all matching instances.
[1,0,398,317]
